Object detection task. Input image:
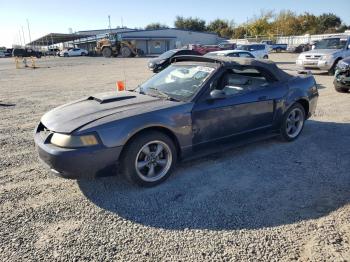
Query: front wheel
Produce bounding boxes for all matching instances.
[263,55,268,59]
[121,131,177,187]
[280,103,305,141]
[335,86,349,93]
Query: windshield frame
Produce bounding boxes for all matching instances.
[137,63,219,102]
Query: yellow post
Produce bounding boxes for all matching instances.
[31,56,36,69]
[15,57,20,69]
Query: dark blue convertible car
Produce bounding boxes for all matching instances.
[35,56,318,186]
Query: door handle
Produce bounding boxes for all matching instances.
[258,96,267,101]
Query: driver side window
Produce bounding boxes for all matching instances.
[215,67,269,96]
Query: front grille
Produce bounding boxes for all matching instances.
[305,55,321,60]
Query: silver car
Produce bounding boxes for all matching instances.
[296,36,350,75]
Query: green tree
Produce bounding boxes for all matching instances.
[272,10,302,36]
[145,23,169,30]
[298,12,321,34]
[207,19,235,38]
[318,13,342,33]
[232,26,247,39]
[174,16,206,31]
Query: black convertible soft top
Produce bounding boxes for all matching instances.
[171,55,293,82]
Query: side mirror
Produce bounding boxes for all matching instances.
[209,89,226,100]
[348,44,350,49]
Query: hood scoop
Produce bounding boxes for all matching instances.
[88,92,136,104]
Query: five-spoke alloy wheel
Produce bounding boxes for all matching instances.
[280,103,306,141]
[122,131,177,187]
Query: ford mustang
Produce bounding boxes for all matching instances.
[34,56,319,186]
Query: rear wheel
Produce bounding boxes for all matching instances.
[276,47,282,53]
[121,46,132,57]
[263,55,268,59]
[121,131,177,187]
[81,52,87,56]
[102,47,112,58]
[280,103,305,141]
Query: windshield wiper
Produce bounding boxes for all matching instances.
[147,87,179,101]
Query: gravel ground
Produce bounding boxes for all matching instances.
[0,54,349,261]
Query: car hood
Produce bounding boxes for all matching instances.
[302,49,339,55]
[41,91,177,133]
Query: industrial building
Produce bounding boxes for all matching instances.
[28,28,226,55]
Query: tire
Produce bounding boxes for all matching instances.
[263,55,268,59]
[81,52,86,56]
[276,47,282,53]
[64,53,68,57]
[121,46,132,58]
[328,59,341,75]
[121,131,177,187]
[335,86,349,93]
[280,103,306,142]
[102,47,112,58]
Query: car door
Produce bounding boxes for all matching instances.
[191,66,285,148]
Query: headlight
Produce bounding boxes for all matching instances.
[51,133,99,148]
[320,54,332,60]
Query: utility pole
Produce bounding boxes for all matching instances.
[27,19,32,47]
[19,30,23,46]
[21,26,26,46]
[108,15,111,31]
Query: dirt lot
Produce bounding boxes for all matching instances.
[0,54,349,261]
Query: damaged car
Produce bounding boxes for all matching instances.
[334,57,350,93]
[35,56,318,187]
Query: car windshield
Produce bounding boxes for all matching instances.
[157,50,177,59]
[315,38,347,49]
[138,64,215,101]
[236,45,250,51]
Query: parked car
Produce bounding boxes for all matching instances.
[0,49,12,57]
[191,44,222,55]
[12,48,42,58]
[205,50,255,58]
[218,42,237,50]
[34,55,318,187]
[296,36,350,75]
[60,48,88,57]
[45,48,60,56]
[148,49,201,73]
[333,57,350,93]
[288,43,311,53]
[261,40,287,52]
[236,44,269,59]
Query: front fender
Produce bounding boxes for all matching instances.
[89,104,194,148]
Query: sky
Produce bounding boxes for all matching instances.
[1,0,350,48]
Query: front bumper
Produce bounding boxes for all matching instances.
[334,70,350,89]
[296,59,332,70]
[34,132,123,179]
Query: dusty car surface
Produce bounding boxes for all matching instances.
[34,56,318,186]
[334,56,350,92]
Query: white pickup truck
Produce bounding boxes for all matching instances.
[296,36,350,75]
